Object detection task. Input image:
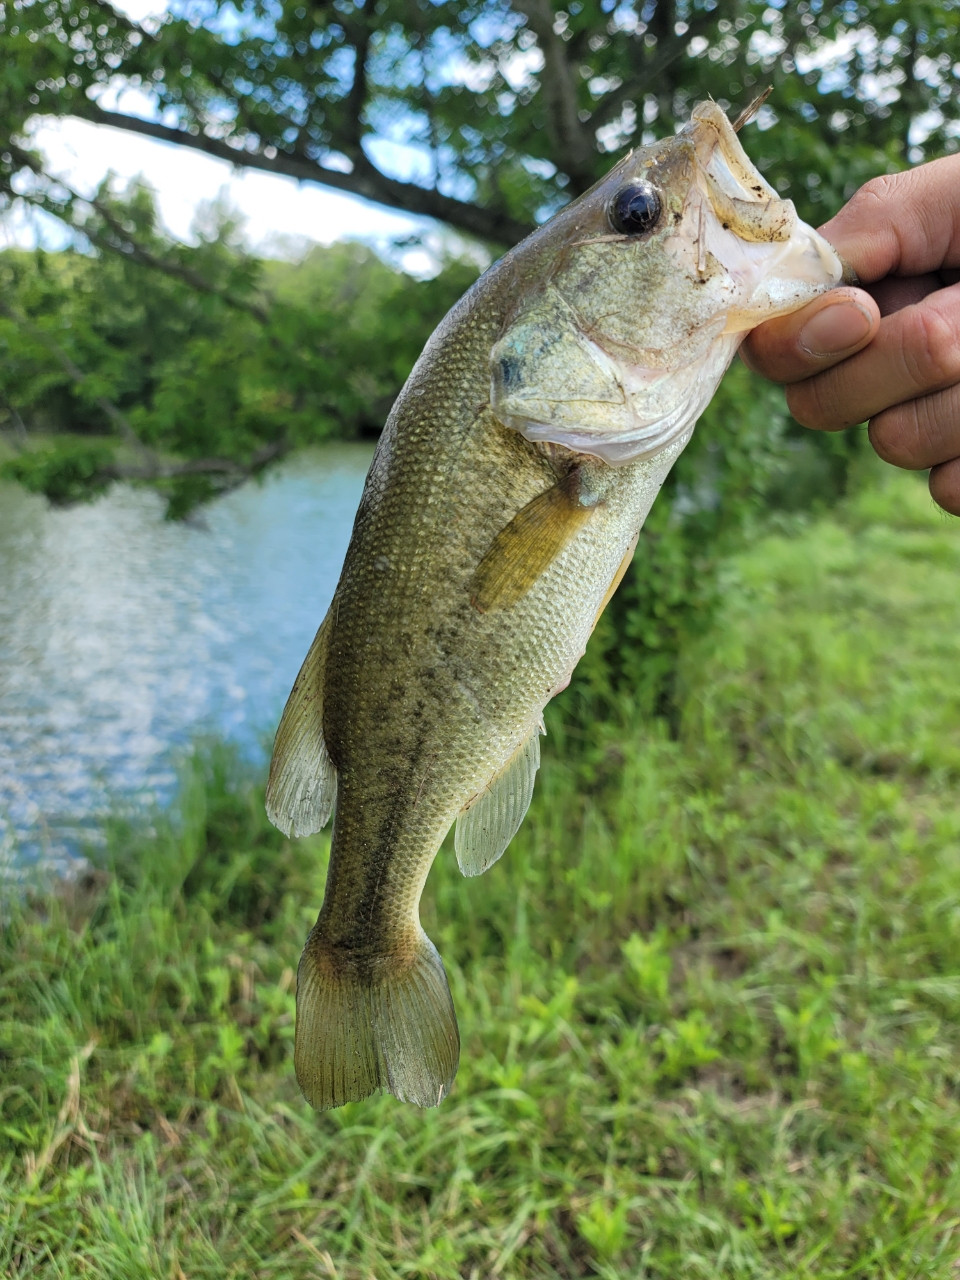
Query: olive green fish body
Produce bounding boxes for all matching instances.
[320,296,685,925]
[267,101,846,1110]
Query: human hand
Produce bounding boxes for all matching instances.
[741,155,960,515]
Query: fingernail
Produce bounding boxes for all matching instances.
[799,301,873,357]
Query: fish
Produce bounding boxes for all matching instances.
[265,99,844,1111]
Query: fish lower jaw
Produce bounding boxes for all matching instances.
[709,217,844,333]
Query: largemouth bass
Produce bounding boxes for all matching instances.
[267,100,844,1111]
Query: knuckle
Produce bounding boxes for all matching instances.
[912,391,959,461]
[854,174,901,211]
[742,320,799,381]
[868,412,902,464]
[929,460,960,517]
[784,382,815,427]
[738,330,769,374]
[786,376,840,430]
[901,306,960,391]
[869,407,925,469]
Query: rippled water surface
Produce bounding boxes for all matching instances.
[0,444,373,869]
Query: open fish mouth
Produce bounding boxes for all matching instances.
[488,99,844,466]
[682,100,842,333]
[694,100,797,245]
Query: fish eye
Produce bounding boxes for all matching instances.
[609,182,662,236]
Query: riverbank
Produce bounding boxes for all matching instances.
[4,468,960,1278]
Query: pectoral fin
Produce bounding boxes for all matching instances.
[455,722,542,877]
[470,471,596,613]
[266,612,337,838]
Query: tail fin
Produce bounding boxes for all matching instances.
[295,930,460,1110]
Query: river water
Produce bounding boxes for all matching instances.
[0,444,373,872]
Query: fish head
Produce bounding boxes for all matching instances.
[490,99,843,465]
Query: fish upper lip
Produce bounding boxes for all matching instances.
[684,101,798,245]
[687,100,779,204]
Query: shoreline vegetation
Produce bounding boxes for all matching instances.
[3,468,960,1276]
[0,229,481,517]
[0,219,861,712]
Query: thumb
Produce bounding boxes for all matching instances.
[740,288,879,385]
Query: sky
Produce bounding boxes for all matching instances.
[10,114,437,265]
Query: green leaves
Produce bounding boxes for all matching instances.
[1,438,116,503]
[4,0,957,697]
[4,0,955,244]
[576,1196,631,1264]
[0,186,479,513]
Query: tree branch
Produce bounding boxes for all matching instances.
[5,143,270,324]
[74,104,534,245]
[588,7,718,132]
[0,387,28,445]
[510,0,596,192]
[108,438,288,484]
[342,20,372,156]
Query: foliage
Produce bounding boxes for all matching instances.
[575,362,864,714]
[2,0,958,700]
[3,0,956,698]
[2,0,954,244]
[3,471,960,1276]
[2,436,115,504]
[0,187,479,514]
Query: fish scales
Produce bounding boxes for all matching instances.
[266,99,846,1110]
[320,305,636,938]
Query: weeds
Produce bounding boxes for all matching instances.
[2,470,960,1277]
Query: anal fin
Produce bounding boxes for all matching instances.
[266,612,337,838]
[455,723,542,876]
[470,470,596,613]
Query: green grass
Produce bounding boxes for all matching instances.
[4,468,960,1278]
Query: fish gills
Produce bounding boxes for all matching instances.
[295,927,459,1110]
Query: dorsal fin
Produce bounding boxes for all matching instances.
[455,723,542,876]
[266,612,337,838]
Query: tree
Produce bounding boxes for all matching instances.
[2,0,957,707]
[3,0,954,503]
[0,189,480,513]
[3,0,959,249]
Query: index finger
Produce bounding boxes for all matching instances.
[821,154,960,282]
